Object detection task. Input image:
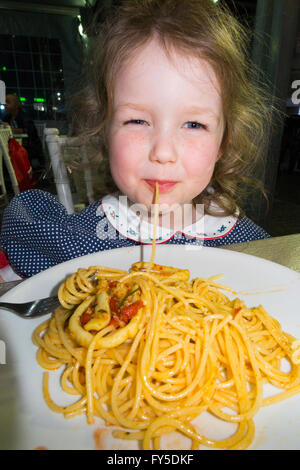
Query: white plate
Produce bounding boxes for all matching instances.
[0,245,300,450]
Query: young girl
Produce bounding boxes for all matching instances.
[0,0,273,279]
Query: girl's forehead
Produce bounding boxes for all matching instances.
[115,37,222,99]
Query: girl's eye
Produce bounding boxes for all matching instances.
[183,121,205,130]
[124,119,148,125]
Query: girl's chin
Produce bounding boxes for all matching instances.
[134,196,189,217]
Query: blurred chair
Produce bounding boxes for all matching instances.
[44,128,95,214]
[34,121,47,154]
[0,125,20,202]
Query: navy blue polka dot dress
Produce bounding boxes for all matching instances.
[0,190,270,278]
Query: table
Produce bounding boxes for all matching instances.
[223,233,300,273]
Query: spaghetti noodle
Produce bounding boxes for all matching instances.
[32,184,300,450]
[149,182,159,267]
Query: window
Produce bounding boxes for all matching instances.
[0,35,65,121]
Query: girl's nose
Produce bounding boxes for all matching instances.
[149,130,177,164]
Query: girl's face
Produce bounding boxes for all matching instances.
[108,38,225,217]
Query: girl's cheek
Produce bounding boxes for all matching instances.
[184,136,220,164]
[109,135,146,182]
[110,133,147,167]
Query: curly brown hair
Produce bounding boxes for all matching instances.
[70,0,277,217]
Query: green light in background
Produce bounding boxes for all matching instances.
[34,98,45,102]
[2,66,6,71]
[20,97,26,102]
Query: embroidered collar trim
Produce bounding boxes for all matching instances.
[101,193,237,244]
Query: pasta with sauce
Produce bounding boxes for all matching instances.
[32,183,300,450]
[32,260,300,450]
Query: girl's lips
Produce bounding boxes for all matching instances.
[145,179,177,193]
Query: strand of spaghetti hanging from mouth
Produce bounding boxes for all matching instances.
[148,182,159,268]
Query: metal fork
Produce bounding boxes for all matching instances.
[0,295,61,318]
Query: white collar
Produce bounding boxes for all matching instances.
[101,193,238,244]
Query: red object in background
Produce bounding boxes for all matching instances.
[0,251,9,268]
[8,138,37,192]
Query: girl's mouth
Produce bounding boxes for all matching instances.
[144,179,177,193]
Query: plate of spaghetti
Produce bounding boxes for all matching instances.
[0,242,300,450]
